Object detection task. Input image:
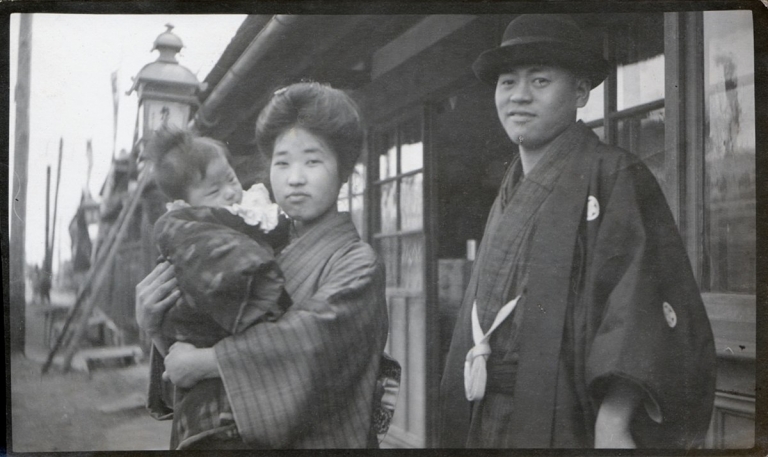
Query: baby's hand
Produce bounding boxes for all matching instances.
[165,200,190,212]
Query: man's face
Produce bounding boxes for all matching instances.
[495,65,590,150]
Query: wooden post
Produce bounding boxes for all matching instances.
[10,14,32,353]
[49,139,64,274]
[43,169,151,373]
[59,173,150,372]
[44,166,50,272]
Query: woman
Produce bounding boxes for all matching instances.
[136,82,391,449]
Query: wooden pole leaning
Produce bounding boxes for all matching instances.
[42,169,151,373]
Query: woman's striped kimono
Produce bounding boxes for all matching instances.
[214,211,389,448]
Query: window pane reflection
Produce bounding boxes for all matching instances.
[337,195,349,212]
[591,125,605,142]
[617,107,666,187]
[703,10,755,294]
[351,194,365,235]
[401,235,424,291]
[613,13,665,111]
[379,131,397,180]
[577,81,605,123]
[378,237,399,287]
[350,162,366,195]
[617,54,665,111]
[401,118,423,173]
[380,182,398,234]
[400,173,423,231]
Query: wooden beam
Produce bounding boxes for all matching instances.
[359,16,498,125]
[371,15,477,80]
[10,13,32,352]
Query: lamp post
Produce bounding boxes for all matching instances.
[47,25,208,371]
[127,23,206,156]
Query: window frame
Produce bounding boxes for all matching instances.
[587,11,756,363]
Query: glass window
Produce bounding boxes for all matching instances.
[379,131,398,180]
[380,181,398,234]
[400,174,423,231]
[613,13,665,111]
[703,10,755,293]
[401,234,425,290]
[617,54,665,110]
[577,81,605,123]
[617,107,666,186]
[338,157,367,236]
[400,120,423,173]
[373,116,425,291]
[579,14,666,173]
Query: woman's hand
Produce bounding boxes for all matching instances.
[135,261,181,337]
[162,342,220,389]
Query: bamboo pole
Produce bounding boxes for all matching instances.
[49,138,63,270]
[10,13,33,352]
[44,166,50,272]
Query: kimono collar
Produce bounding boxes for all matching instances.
[279,212,359,263]
[500,121,587,207]
[523,121,586,189]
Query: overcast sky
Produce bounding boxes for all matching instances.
[9,13,246,273]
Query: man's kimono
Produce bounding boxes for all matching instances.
[439,122,716,448]
[214,211,390,448]
[149,206,290,449]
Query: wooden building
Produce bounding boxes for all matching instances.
[114,11,758,448]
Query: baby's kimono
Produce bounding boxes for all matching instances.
[152,185,291,449]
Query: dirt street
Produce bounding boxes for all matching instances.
[9,283,171,452]
[10,354,171,452]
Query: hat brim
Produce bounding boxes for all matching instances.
[472,42,610,89]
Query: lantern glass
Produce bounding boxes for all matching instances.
[142,99,191,135]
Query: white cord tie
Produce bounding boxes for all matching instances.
[464,296,520,401]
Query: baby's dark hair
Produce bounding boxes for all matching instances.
[255,82,364,182]
[145,128,232,201]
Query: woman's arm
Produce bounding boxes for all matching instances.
[162,342,220,388]
[213,242,389,447]
[135,260,181,356]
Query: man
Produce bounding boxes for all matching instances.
[439,14,715,449]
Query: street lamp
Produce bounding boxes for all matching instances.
[127,24,206,155]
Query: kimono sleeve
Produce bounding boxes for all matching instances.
[213,242,389,448]
[583,158,716,447]
[146,345,174,421]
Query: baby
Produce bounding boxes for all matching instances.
[146,128,290,450]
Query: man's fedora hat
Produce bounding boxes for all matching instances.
[473,14,610,89]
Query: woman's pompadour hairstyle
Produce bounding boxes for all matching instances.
[255,82,365,182]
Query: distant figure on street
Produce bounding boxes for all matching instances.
[439,14,716,449]
[34,264,52,306]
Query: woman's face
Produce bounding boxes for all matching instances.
[270,127,341,229]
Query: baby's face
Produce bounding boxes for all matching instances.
[186,154,243,208]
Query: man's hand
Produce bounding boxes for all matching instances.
[162,342,220,389]
[135,261,181,337]
[594,377,641,448]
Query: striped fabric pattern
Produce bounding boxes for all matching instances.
[473,121,583,331]
[215,212,389,448]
